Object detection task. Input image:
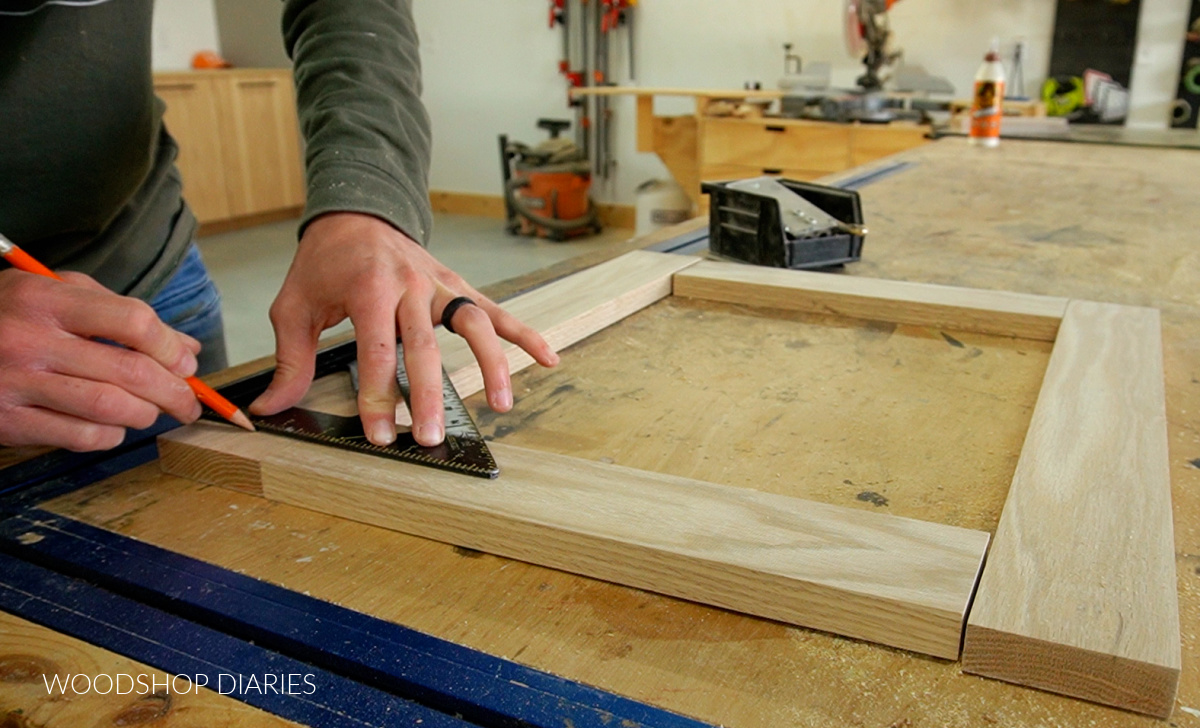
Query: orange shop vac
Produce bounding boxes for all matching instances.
[499,119,600,241]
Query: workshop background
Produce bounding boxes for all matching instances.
[3,1,1198,726]
[150,0,1195,209]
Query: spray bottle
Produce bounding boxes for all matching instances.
[969,38,1006,147]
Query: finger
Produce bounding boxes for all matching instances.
[51,285,198,379]
[444,301,513,412]
[473,295,559,368]
[56,271,109,291]
[399,291,445,447]
[350,296,402,447]
[24,371,162,432]
[251,300,321,416]
[0,406,125,452]
[56,274,204,358]
[180,333,203,356]
[47,338,201,424]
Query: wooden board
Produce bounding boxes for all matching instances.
[158,423,990,660]
[0,612,296,728]
[436,250,700,398]
[16,138,1199,727]
[674,260,1067,342]
[157,247,1178,710]
[962,301,1179,718]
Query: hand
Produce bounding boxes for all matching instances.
[250,212,559,447]
[0,269,203,451]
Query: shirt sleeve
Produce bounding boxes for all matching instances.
[282,0,432,245]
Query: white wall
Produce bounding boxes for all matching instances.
[151,0,222,71]
[415,0,1193,206]
[1128,0,1192,128]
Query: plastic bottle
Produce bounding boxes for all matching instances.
[968,39,1006,147]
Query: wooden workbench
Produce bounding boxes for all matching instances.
[3,136,1199,726]
[572,87,930,209]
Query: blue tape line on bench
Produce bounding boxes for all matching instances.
[0,551,474,728]
[1,510,714,728]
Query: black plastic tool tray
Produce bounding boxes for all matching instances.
[701,178,864,269]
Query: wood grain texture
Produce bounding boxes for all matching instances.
[674,260,1067,341]
[436,251,701,398]
[158,423,990,660]
[962,301,1179,718]
[32,137,1200,728]
[214,70,306,217]
[0,612,296,728]
[155,76,231,223]
[155,425,265,496]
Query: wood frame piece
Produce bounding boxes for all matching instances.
[158,251,1178,716]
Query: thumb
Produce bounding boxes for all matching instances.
[250,309,320,416]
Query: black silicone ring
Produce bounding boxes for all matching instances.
[440,296,476,335]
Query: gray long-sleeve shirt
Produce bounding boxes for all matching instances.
[0,0,432,298]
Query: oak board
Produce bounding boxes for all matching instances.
[962,301,1179,718]
[158,423,990,660]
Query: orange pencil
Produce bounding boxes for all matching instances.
[0,233,254,432]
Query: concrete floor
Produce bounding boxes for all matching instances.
[197,214,633,366]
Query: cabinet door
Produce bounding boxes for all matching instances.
[216,71,306,218]
[701,119,852,173]
[156,77,231,224]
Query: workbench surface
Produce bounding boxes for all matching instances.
[2,137,1198,727]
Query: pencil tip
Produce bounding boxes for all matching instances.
[230,410,256,432]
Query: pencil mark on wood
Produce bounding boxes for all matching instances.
[549,383,577,399]
[857,491,889,507]
[941,333,965,348]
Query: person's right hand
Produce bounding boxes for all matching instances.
[0,269,204,451]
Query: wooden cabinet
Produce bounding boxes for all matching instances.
[701,118,853,174]
[582,88,932,209]
[155,69,305,230]
[154,75,232,223]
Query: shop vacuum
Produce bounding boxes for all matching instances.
[499,119,600,241]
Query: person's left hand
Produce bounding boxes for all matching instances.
[250,212,559,447]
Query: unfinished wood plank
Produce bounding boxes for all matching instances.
[156,424,265,496]
[159,423,990,660]
[962,301,1179,718]
[438,250,700,397]
[674,260,1067,341]
[0,612,297,728]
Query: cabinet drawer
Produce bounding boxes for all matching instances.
[849,124,928,167]
[701,119,851,173]
[700,163,829,184]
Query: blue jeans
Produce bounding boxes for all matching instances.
[149,245,228,375]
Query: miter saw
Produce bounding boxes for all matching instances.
[845,0,901,92]
[780,0,953,123]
